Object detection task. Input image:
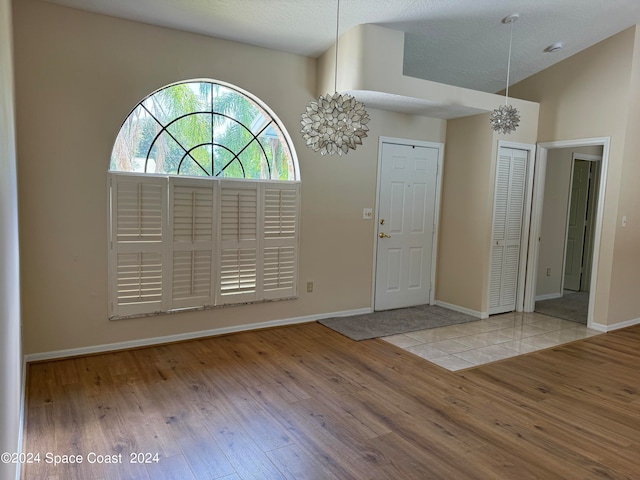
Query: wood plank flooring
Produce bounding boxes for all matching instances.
[22,321,640,479]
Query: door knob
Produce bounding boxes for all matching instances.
[379,232,391,238]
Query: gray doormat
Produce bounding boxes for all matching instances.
[318,305,478,341]
[535,291,588,324]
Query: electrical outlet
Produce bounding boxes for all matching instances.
[306,281,313,293]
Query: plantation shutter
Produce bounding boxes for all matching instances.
[217,181,259,304]
[169,178,216,309]
[263,183,299,299]
[488,148,527,315]
[110,174,167,317]
[109,173,300,317]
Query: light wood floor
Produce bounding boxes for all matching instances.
[23,321,640,479]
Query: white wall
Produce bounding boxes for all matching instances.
[0,0,22,478]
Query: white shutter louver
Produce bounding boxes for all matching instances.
[110,175,167,317]
[263,184,299,299]
[109,173,300,317]
[170,179,215,308]
[488,148,527,314]
[218,182,259,304]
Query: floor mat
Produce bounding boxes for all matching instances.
[318,304,478,341]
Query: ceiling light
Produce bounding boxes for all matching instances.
[300,0,370,155]
[490,14,521,135]
[544,42,564,53]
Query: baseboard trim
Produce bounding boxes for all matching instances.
[434,300,488,319]
[535,292,563,302]
[24,307,372,363]
[590,316,640,333]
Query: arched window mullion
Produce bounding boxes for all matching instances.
[176,142,213,176]
[110,79,299,181]
[142,105,219,174]
[214,121,272,178]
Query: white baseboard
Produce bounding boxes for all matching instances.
[434,300,488,319]
[24,307,372,363]
[535,292,563,302]
[590,316,640,333]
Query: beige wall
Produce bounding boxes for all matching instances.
[0,0,21,477]
[436,113,494,313]
[13,0,446,355]
[510,26,640,327]
[608,26,640,323]
[436,111,538,315]
[535,149,572,297]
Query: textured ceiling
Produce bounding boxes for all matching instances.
[44,0,640,94]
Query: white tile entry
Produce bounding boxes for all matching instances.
[382,311,601,371]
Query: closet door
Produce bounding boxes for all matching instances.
[488,147,528,315]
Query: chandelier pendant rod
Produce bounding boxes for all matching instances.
[505,18,514,106]
[334,0,340,94]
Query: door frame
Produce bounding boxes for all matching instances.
[561,152,602,293]
[487,141,537,314]
[372,136,444,310]
[524,137,610,330]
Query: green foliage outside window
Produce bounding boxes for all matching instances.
[111,80,296,181]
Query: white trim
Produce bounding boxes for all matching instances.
[590,316,640,333]
[434,300,488,319]
[560,158,577,294]
[572,152,602,163]
[535,292,563,302]
[524,137,610,331]
[23,308,372,363]
[373,136,444,310]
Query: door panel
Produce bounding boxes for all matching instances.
[564,160,590,291]
[375,143,439,311]
[488,147,528,315]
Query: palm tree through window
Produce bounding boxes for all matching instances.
[110,80,297,181]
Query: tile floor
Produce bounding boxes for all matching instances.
[382,311,601,371]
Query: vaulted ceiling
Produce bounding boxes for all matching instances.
[45,0,640,93]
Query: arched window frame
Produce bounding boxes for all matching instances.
[108,79,300,319]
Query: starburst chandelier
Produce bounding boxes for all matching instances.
[490,14,520,135]
[300,0,370,155]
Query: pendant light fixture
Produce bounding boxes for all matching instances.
[490,14,520,135]
[300,0,370,155]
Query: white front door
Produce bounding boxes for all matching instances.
[375,142,439,311]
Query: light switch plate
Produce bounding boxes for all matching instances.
[363,208,373,219]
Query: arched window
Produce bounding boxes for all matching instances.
[110,79,298,180]
[108,80,300,319]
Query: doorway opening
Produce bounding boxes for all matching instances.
[524,138,610,330]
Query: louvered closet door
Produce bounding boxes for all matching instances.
[217,181,259,304]
[110,175,167,317]
[488,147,528,315]
[263,183,299,299]
[169,178,215,309]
